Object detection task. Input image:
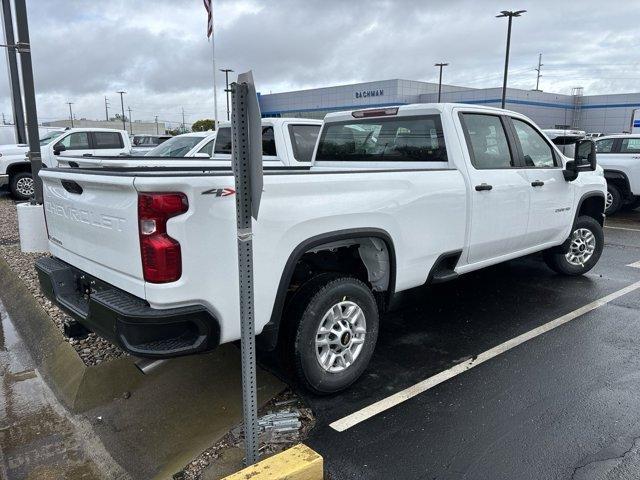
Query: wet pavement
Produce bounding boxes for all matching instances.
[0,302,127,480]
[300,210,640,479]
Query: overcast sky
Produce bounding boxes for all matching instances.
[1,0,639,127]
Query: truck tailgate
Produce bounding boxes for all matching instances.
[40,169,145,298]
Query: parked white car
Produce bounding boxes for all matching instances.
[36,103,605,394]
[595,134,640,213]
[0,128,130,200]
[130,134,172,156]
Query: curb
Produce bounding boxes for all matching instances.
[222,444,323,480]
[0,256,142,412]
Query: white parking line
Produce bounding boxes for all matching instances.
[605,225,640,232]
[628,260,640,269]
[330,280,640,433]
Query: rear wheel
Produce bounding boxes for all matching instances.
[9,172,34,201]
[605,183,622,215]
[543,215,604,276]
[283,275,379,394]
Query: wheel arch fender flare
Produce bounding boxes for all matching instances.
[259,228,397,350]
[603,169,631,195]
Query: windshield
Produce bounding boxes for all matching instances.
[145,135,205,157]
[39,131,64,146]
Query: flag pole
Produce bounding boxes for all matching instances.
[211,34,218,130]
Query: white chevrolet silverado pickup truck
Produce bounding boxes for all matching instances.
[1,128,130,200]
[35,104,606,394]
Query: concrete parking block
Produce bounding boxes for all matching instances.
[221,444,323,480]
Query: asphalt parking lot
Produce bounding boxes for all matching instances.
[298,210,640,480]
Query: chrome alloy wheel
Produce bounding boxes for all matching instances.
[315,301,366,373]
[15,176,34,198]
[565,228,596,266]
[605,191,614,211]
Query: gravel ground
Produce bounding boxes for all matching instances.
[0,193,126,365]
[174,389,316,480]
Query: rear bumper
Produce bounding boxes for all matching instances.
[35,256,220,359]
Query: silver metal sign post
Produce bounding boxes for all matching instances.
[230,70,263,466]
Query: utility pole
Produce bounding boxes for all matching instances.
[220,68,234,121]
[104,96,110,121]
[534,53,543,91]
[117,90,126,131]
[67,102,74,127]
[13,0,42,203]
[154,115,159,135]
[127,106,133,134]
[1,112,5,124]
[1,0,27,143]
[434,62,449,103]
[181,107,186,133]
[496,10,526,109]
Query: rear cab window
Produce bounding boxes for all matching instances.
[214,126,280,159]
[621,138,640,153]
[288,124,321,162]
[93,131,124,149]
[315,115,447,164]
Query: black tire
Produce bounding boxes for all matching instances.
[9,171,34,201]
[622,196,640,211]
[543,215,604,276]
[283,275,379,395]
[605,183,623,215]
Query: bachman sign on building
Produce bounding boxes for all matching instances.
[354,89,384,99]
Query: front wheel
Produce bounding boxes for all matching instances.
[543,215,604,276]
[284,276,379,394]
[9,172,34,201]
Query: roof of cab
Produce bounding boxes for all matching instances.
[323,102,518,123]
[215,117,323,129]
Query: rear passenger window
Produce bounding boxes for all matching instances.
[461,114,513,169]
[512,119,557,167]
[214,128,232,154]
[621,138,640,153]
[262,127,277,157]
[595,138,614,153]
[93,132,124,149]
[316,115,447,162]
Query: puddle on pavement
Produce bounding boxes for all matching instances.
[0,302,123,479]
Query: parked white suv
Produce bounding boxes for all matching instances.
[595,134,640,214]
[35,104,605,393]
[0,128,130,200]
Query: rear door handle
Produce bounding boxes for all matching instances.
[475,183,493,191]
[82,153,93,157]
[531,180,544,187]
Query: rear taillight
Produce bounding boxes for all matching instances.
[138,192,188,283]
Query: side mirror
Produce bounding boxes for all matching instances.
[564,139,596,181]
[53,144,66,156]
[192,152,211,159]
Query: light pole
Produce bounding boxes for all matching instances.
[104,96,110,121]
[67,102,74,127]
[155,115,159,135]
[496,10,526,109]
[434,63,449,103]
[220,68,234,121]
[117,90,126,131]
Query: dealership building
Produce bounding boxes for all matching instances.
[258,79,640,134]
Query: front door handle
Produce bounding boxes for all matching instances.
[82,153,93,157]
[531,180,544,187]
[475,183,493,191]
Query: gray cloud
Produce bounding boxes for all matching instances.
[1,0,639,126]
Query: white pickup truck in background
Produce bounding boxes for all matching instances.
[594,134,640,214]
[57,118,322,169]
[35,103,605,394]
[1,128,130,200]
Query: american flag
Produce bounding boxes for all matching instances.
[203,0,213,38]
